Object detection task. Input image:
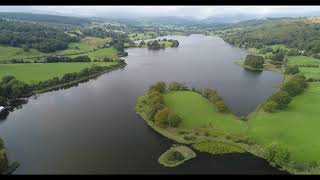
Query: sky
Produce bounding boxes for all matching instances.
[0,6,320,20]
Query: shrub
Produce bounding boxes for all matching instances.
[244,54,265,69]
[285,65,300,75]
[265,143,291,166]
[215,100,229,113]
[149,81,166,93]
[269,91,292,110]
[167,151,184,162]
[264,100,279,113]
[281,80,304,97]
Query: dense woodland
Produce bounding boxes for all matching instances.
[0,19,79,52]
[221,19,320,56]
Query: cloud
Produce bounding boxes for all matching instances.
[0,6,320,20]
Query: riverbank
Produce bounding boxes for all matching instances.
[32,62,127,95]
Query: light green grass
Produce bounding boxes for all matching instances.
[80,37,112,48]
[287,56,320,66]
[271,44,289,51]
[248,83,320,164]
[192,141,245,155]
[163,91,247,135]
[129,33,154,41]
[0,62,117,83]
[0,37,115,61]
[300,67,320,79]
[73,47,118,60]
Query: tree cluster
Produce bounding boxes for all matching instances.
[202,88,229,113]
[264,74,307,112]
[45,56,91,63]
[0,19,79,52]
[244,54,265,70]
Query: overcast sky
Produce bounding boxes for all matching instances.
[0,6,320,20]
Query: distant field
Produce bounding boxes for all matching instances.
[163,91,247,135]
[72,47,118,60]
[287,56,320,66]
[248,83,320,164]
[81,37,112,48]
[0,62,117,83]
[0,37,115,61]
[270,44,290,51]
[300,67,320,79]
[129,32,157,41]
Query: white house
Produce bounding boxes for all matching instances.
[0,106,5,113]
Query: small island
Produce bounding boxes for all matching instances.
[158,145,196,167]
[125,39,179,50]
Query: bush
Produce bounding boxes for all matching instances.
[281,80,304,97]
[265,143,291,166]
[269,91,292,110]
[263,101,279,113]
[215,100,229,113]
[271,53,285,62]
[154,107,182,128]
[167,151,184,162]
[244,54,265,69]
[149,81,166,93]
[285,65,300,75]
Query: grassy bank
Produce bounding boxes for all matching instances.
[248,83,320,167]
[0,37,115,62]
[158,145,196,167]
[33,62,126,95]
[0,62,117,83]
[234,60,283,73]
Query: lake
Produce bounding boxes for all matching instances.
[0,34,285,174]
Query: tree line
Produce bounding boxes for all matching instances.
[263,74,308,113]
[0,60,126,105]
[221,19,320,57]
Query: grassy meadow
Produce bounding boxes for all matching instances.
[0,37,116,62]
[0,62,117,83]
[248,83,320,164]
[163,91,247,135]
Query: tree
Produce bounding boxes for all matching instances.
[292,74,308,89]
[167,110,181,127]
[168,81,182,91]
[154,107,170,128]
[149,81,166,93]
[269,91,292,110]
[281,80,304,97]
[263,101,279,113]
[271,52,285,62]
[285,65,300,75]
[215,100,229,113]
[244,54,265,69]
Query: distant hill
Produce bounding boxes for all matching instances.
[0,12,92,26]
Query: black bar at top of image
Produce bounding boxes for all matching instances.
[1,0,320,6]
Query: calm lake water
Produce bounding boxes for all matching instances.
[0,34,286,174]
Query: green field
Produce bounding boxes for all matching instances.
[163,91,247,135]
[0,62,117,83]
[129,33,154,41]
[248,83,320,164]
[0,37,116,62]
[69,47,118,60]
[287,56,320,66]
[299,67,320,79]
